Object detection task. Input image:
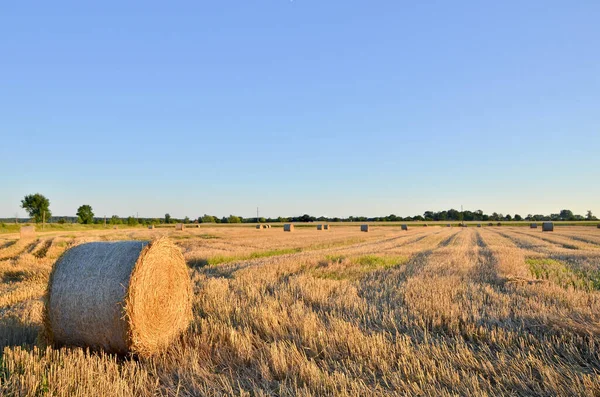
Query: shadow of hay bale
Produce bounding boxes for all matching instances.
[0,316,40,349]
[188,258,210,268]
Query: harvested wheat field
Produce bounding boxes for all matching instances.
[1,225,600,396]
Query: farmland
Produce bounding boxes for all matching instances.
[1,225,599,396]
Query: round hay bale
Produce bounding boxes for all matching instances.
[42,238,192,356]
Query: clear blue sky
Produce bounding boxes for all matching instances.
[1,1,599,219]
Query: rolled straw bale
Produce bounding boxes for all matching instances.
[423,224,428,227]
[113,226,118,230]
[542,222,554,232]
[401,224,408,231]
[530,223,538,229]
[597,224,600,229]
[497,222,502,227]
[20,226,36,240]
[42,238,192,356]
[447,224,452,227]
[175,223,184,231]
[477,224,482,228]
[284,224,294,232]
[256,225,262,229]
[148,225,155,230]
[317,225,323,230]
[323,224,330,230]
[360,225,369,232]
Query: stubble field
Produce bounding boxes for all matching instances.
[1,225,599,396]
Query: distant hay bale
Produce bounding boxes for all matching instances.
[20,226,35,240]
[488,223,493,227]
[423,224,428,227]
[175,223,184,231]
[148,225,155,230]
[360,225,369,232]
[497,222,502,227]
[542,222,554,232]
[447,224,451,227]
[477,224,482,227]
[401,224,408,231]
[530,223,538,229]
[317,225,323,230]
[42,238,192,356]
[597,224,600,229]
[284,224,294,232]
[324,225,330,230]
[113,226,118,230]
[256,225,261,229]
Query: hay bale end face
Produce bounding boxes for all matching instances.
[42,238,192,356]
[597,224,600,229]
[401,224,408,231]
[488,223,493,227]
[530,223,538,228]
[317,225,323,230]
[148,225,155,230]
[283,224,294,232]
[542,222,554,232]
[477,224,482,228]
[20,226,36,239]
[256,225,262,229]
[324,225,330,230]
[497,223,502,227]
[360,225,369,232]
[175,223,184,231]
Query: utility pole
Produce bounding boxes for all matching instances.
[257,207,259,223]
[43,211,45,230]
[15,212,18,224]
[104,215,106,228]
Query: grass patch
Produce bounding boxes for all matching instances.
[314,254,408,280]
[191,247,303,268]
[526,258,600,290]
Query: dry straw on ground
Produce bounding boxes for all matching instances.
[19,226,36,240]
[41,238,192,356]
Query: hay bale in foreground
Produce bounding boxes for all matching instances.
[20,226,35,239]
[284,224,294,232]
[542,222,554,232]
[361,225,369,232]
[175,223,184,231]
[42,238,192,356]
[530,223,538,229]
[401,224,408,231]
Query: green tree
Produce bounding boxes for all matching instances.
[559,209,574,221]
[76,205,94,224]
[109,215,122,225]
[228,215,241,223]
[165,213,171,224]
[586,210,595,220]
[200,214,216,223]
[21,193,51,223]
[127,216,138,226]
[183,216,190,224]
[514,214,522,221]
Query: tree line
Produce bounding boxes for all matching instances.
[11,193,599,226]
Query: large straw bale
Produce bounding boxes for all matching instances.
[175,223,184,231]
[256,225,262,229]
[401,224,408,231]
[530,223,538,229]
[542,222,554,232]
[317,225,323,230]
[20,226,36,239]
[42,238,192,356]
[360,225,369,232]
[323,225,329,230]
[148,225,155,230]
[284,224,294,232]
